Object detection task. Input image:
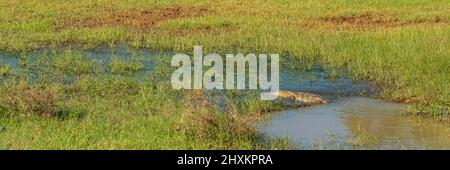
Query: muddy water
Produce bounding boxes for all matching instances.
[257,97,450,149]
[259,64,449,149]
[1,48,449,149]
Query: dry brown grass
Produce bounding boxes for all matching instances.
[0,83,62,117]
[177,90,261,141]
[308,12,448,31]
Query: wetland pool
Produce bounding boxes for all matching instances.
[1,47,449,149]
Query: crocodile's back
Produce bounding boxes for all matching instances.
[273,90,330,105]
[293,92,330,104]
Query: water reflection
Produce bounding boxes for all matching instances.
[258,97,450,149]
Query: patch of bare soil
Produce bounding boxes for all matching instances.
[311,12,447,30]
[318,13,401,27]
[57,6,210,31]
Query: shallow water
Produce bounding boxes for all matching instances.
[257,97,450,149]
[1,48,449,149]
[0,47,173,83]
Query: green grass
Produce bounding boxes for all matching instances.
[0,50,293,149]
[0,0,449,149]
[2,0,446,115]
[0,64,11,77]
[109,57,144,74]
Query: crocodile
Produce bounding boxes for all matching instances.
[271,90,330,106]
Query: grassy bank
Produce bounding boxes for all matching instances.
[0,0,449,149]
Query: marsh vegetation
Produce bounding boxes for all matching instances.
[0,0,449,149]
